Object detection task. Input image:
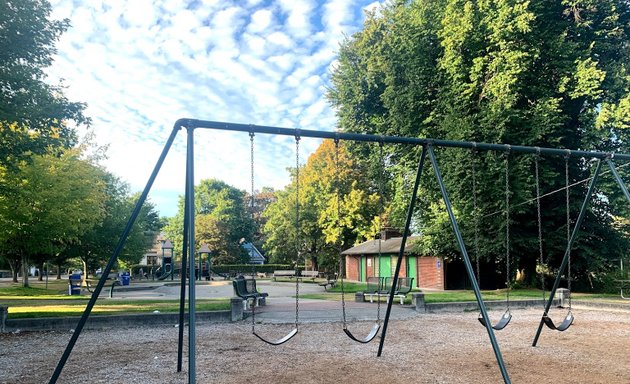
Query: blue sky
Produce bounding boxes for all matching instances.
[46,0,382,217]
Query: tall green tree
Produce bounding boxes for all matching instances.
[0,149,106,286]
[0,0,88,170]
[263,140,381,270]
[329,0,630,288]
[164,179,254,265]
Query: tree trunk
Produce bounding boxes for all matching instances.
[56,263,62,279]
[38,260,45,281]
[21,254,29,288]
[8,258,20,283]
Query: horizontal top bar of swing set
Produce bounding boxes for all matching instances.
[178,118,630,161]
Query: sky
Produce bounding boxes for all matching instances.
[46,0,383,217]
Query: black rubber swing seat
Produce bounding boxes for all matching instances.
[542,312,573,332]
[343,323,380,344]
[253,328,298,346]
[478,310,512,331]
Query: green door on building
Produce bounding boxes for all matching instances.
[360,256,366,281]
[378,256,392,278]
[407,257,417,286]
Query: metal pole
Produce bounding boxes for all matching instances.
[177,155,190,372]
[49,121,182,384]
[607,159,630,205]
[186,125,197,383]
[532,159,603,347]
[186,119,630,161]
[428,145,511,383]
[377,145,426,357]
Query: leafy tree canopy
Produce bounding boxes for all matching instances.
[0,0,88,169]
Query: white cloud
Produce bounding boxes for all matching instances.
[45,0,380,216]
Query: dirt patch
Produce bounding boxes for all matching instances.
[1,308,629,383]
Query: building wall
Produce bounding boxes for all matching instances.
[346,254,443,290]
[418,256,445,290]
[346,256,360,281]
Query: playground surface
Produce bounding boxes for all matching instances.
[1,307,629,383]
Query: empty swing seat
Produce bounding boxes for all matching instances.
[542,312,573,331]
[478,310,512,331]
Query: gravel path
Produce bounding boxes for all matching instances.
[2,307,629,383]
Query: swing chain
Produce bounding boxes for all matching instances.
[471,148,481,286]
[249,131,256,332]
[535,153,546,305]
[334,137,348,329]
[376,140,385,324]
[504,148,511,309]
[565,153,572,310]
[295,135,301,328]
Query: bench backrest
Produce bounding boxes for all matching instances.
[245,279,258,295]
[232,278,249,298]
[366,276,383,293]
[380,277,414,295]
[301,271,318,277]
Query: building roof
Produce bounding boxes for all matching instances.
[341,236,421,255]
[241,242,265,264]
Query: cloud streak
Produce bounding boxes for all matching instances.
[46,0,382,216]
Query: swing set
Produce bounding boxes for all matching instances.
[49,118,630,384]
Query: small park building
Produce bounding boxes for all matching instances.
[342,230,445,290]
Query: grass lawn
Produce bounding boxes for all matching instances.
[0,286,230,319]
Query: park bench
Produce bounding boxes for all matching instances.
[318,273,338,291]
[273,270,297,281]
[300,270,319,281]
[364,276,414,304]
[363,276,384,303]
[233,276,268,309]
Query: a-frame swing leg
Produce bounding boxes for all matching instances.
[177,159,190,372]
[48,122,183,384]
[605,160,630,300]
[532,159,603,347]
[427,145,511,384]
[378,145,426,357]
[185,124,198,383]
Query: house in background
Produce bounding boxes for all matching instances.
[342,229,445,290]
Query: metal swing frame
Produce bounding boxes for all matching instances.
[49,118,630,384]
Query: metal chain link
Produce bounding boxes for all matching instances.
[535,154,546,306]
[472,149,481,286]
[295,135,300,328]
[249,132,256,333]
[565,154,572,310]
[505,149,511,309]
[335,138,347,329]
[376,141,384,324]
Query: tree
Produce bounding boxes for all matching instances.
[164,179,254,265]
[263,140,381,270]
[0,149,106,286]
[64,176,162,279]
[0,0,88,170]
[328,0,630,287]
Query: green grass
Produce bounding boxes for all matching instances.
[7,299,230,319]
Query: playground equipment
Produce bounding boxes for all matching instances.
[535,155,574,332]
[49,119,630,384]
[471,150,512,331]
[248,132,299,346]
[336,139,382,344]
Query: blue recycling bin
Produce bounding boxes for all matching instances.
[121,272,130,286]
[68,274,82,295]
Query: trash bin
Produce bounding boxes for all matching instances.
[121,272,130,286]
[68,274,81,295]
